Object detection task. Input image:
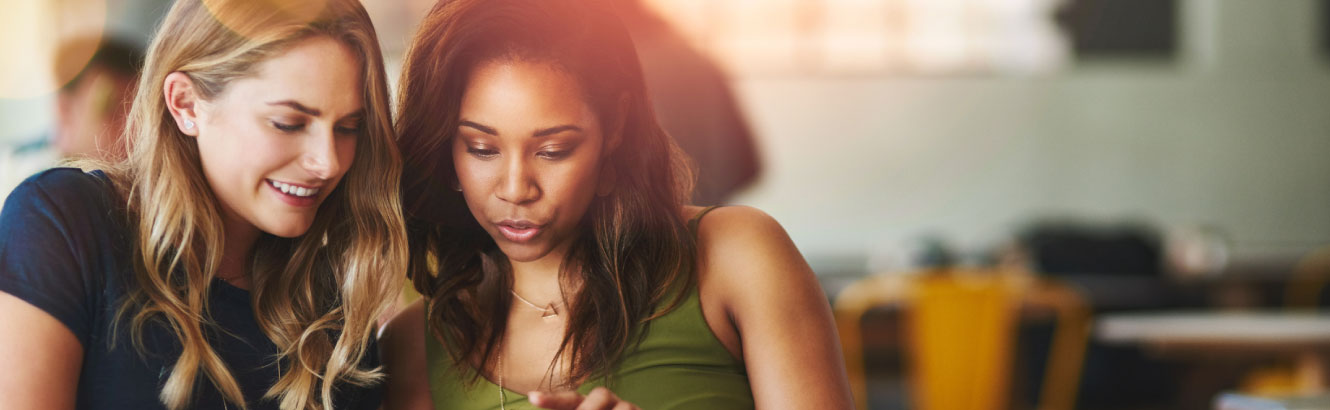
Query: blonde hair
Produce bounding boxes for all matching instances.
[96,0,406,408]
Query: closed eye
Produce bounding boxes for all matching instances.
[467,146,499,159]
[337,115,364,137]
[537,150,571,160]
[272,121,305,132]
[335,124,362,136]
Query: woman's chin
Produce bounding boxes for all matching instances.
[494,241,554,263]
[257,220,315,239]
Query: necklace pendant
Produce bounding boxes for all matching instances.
[541,305,559,320]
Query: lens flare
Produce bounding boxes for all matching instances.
[0,0,107,99]
[200,0,329,41]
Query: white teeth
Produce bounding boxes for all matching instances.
[268,180,319,197]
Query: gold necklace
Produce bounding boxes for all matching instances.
[498,351,507,410]
[502,288,569,408]
[510,289,563,321]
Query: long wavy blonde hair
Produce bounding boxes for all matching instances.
[96,0,406,408]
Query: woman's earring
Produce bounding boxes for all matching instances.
[452,179,462,192]
[183,119,195,130]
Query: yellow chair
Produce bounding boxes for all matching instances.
[1285,245,1330,310]
[835,269,1091,410]
[1238,244,1330,396]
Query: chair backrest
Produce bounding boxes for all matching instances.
[835,269,1090,410]
[1286,245,1330,309]
[911,273,1022,410]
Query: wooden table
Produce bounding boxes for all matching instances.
[1215,392,1330,410]
[1097,311,1330,394]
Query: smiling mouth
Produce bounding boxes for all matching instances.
[496,220,543,243]
[266,179,321,198]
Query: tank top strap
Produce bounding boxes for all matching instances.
[687,205,724,236]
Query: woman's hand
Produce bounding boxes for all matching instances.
[528,387,640,410]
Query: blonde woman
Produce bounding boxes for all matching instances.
[0,0,405,409]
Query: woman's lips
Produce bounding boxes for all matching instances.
[496,220,542,243]
[265,179,320,207]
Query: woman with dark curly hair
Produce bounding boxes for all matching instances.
[381,0,852,408]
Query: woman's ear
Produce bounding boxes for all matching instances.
[163,72,202,137]
[602,93,629,156]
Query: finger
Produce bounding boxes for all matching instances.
[528,390,584,410]
[576,387,618,410]
[611,401,638,410]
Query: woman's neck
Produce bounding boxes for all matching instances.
[218,215,260,290]
[508,243,576,304]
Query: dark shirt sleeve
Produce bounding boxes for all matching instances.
[0,169,110,348]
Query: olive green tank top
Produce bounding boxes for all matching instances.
[425,206,754,410]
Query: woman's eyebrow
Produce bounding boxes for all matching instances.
[267,100,321,116]
[459,120,498,135]
[458,121,582,137]
[533,125,581,137]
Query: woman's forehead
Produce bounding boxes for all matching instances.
[226,36,364,118]
[457,60,600,138]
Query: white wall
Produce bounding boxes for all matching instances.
[1,0,1325,270]
[729,0,1330,267]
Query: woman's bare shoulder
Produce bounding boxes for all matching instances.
[691,206,794,260]
[380,299,434,410]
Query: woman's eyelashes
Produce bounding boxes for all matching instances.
[272,120,304,132]
[466,145,499,159]
[269,120,362,136]
[336,116,365,136]
[334,123,362,136]
[536,148,571,160]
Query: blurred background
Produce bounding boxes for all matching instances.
[2,0,1329,409]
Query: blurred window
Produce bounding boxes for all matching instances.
[1322,0,1330,58]
[1054,0,1178,60]
[643,0,1180,75]
[642,0,1071,75]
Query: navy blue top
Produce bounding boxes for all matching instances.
[0,168,383,410]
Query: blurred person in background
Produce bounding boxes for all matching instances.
[0,37,143,210]
[52,36,143,162]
